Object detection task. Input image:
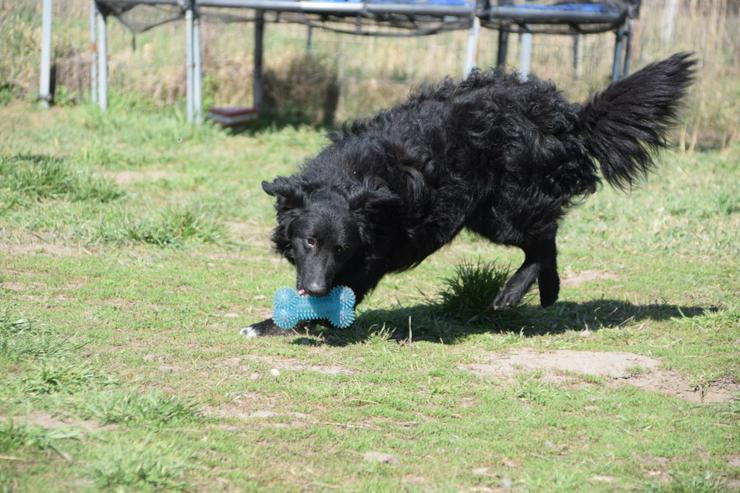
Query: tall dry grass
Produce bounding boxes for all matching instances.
[1,0,737,148]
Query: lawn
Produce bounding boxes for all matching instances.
[0,100,738,492]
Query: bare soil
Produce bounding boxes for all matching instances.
[459,350,738,403]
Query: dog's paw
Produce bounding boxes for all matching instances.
[239,318,288,338]
[492,290,521,310]
[239,325,259,338]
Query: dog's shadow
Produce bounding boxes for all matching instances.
[292,299,714,347]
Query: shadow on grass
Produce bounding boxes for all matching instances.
[293,299,713,347]
[223,116,333,137]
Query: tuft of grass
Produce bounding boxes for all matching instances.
[0,154,124,204]
[77,391,201,426]
[89,441,188,491]
[0,420,79,454]
[92,206,228,247]
[648,472,728,493]
[0,311,66,361]
[436,259,511,318]
[22,363,110,395]
[124,207,227,247]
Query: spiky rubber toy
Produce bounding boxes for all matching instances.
[272,286,356,329]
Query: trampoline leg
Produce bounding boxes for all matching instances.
[185,8,194,122]
[90,1,97,104]
[573,34,583,79]
[622,18,633,77]
[96,7,107,111]
[306,25,313,54]
[497,29,509,69]
[519,28,532,81]
[611,22,625,82]
[39,0,52,108]
[253,10,265,112]
[193,11,203,124]
[464,16,481,77]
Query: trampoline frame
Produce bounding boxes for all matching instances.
[39,0,638,123]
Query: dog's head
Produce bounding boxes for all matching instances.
[262,176,399,296]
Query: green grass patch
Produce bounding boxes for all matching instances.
[0,420,79,455]
[0,154,123,204]
[0,311,67,361]
[89,440,188,491]
[116,206,228,247]
[22,363,110,395]
[77,391,202,426]
[437,259,511,318]
[0,104,737,492]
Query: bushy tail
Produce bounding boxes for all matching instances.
[578,53,697,189]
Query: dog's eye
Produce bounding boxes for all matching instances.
[335,245,344,255]
[305,238,316,248]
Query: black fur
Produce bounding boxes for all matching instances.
[244,53,696,336]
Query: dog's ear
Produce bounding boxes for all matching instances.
[262,177,305,212]
[348,180,401,220]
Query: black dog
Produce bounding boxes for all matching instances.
[242,53,696,337]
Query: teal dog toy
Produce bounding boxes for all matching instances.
[272,286,356,329]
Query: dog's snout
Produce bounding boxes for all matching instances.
[306,282,328,297]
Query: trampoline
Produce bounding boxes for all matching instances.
[38,0,640,123]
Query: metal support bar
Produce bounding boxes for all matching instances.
[611,22,625,81]
[96,7,108,110]
[39,0,53,107]
[253,10,265,111]
[573,33,583,79]
[90,1,97,103]
[306,25,313,53]
[622,18,633,77]
[185,8,194,122]
[463,16,480,77]
[519,27,532,80]
[496,29,509,69]
[193,11,203,123]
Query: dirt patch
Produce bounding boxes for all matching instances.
[23,411,108,432]
[459,350,738,404]
[562,269,619,287]
[227,355,356,376]
[207,405,309,424]
[0,230,90,257]
[363,451,399,465]
[111,170,179,185]
[1,241,86,257]
[205,393,310,427]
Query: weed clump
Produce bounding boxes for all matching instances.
[0,154,123,203]
[90,441,188,491]
[437,259,511,319]
[120,207,227,247]
[78,390,201,426]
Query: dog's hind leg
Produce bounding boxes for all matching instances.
[493,237,559,309]
[536,238,559,307]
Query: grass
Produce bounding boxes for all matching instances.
[437,259,511,319]
[0,102,738,492]
[0,154,124,204]
[89,441,189,491]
